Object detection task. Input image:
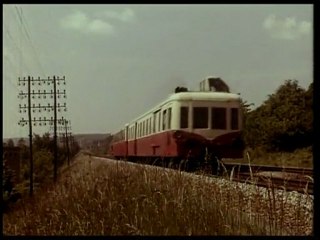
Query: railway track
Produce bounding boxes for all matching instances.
[220,162,313,195]
[228,172,313,195]
[221,162,313,176]
[89,154,313,195]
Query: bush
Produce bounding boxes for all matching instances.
[243,80,312,152]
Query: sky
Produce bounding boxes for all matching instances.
[3,4,313,139]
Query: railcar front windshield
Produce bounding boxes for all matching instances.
[212,107,226,129]
[179,104,240,130]
[231,108,239,130]
[180,107,188,128]
[193,107,208,128]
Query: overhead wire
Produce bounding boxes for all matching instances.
[5,5,68,138]
[5,6,35,78]
[3,7,25,138]
[45,7,71,132]
[14,5,47,77]
[4,6,41,137]
[4,22,34,92]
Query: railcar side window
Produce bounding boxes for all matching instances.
[212,107,226,129]
[145,120,147,135]
[129,127,131,139]
[137,125,138,138]
[140,122,142,137]
[231,108,239,130]
[168,108,172,130]
[153,113,156,133]
[180,107,188,128]
[136,125,138,138]
[193,107,208,128]
[149,117,152,134]
[146,119,149,135]
[158,112,161,132]
[131,127,133,139]
[162,109,167,130]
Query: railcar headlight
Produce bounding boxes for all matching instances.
[232,138,244,148]
[173,131,182,138]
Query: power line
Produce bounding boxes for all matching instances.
[46,7,66,75]
[19,7,45,70]
[14,6,46,77]
[4,26,43,84]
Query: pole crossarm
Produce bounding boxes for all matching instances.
[52,126,72,132]
[19,103,67,113]
[18,76,66,85]
[18,116,67,126]
[18,89,67,100]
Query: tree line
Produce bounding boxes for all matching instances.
[242,79,313,152]
[3,133,80,212]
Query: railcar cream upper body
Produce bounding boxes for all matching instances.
[123,91,242,142]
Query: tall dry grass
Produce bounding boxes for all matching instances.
[3,153,313,236]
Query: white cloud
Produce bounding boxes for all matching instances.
[87,19,114,34]
[102,8,135,22]
[61,10,115,35]
[263,14,311,40]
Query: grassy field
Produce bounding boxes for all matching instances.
[3,153,313,236]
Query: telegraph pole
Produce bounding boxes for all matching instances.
[53,76,58,182]
[18,76,67,188]
[57,120,72,166]
[65,120,70,166]
[27,76,33,196]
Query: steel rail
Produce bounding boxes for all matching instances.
[231,172,313,195]
[221,162,313,177]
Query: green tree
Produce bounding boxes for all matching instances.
[33,150,53,183]
[7,139,14,147]
[33,133,53,152]
[243,80,312,152]
[3,158,21,212]
[3,160,14,197]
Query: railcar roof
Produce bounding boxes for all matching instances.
[125,91,241,126]
[168,91,240,101]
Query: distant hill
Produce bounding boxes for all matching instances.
[73,133,111,150]
[3,133,111,152]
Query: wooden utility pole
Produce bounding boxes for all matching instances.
[18,76,67,187]
[56,121,72,166]
[27,76,33,196]
[65,120,70,166]
[53,76,58,182]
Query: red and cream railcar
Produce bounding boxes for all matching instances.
[111,91,244,167]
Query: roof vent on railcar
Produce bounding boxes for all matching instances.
[199,76,230,93]
[174,86,189,93]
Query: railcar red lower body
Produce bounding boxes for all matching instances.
[111,130,244,160]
